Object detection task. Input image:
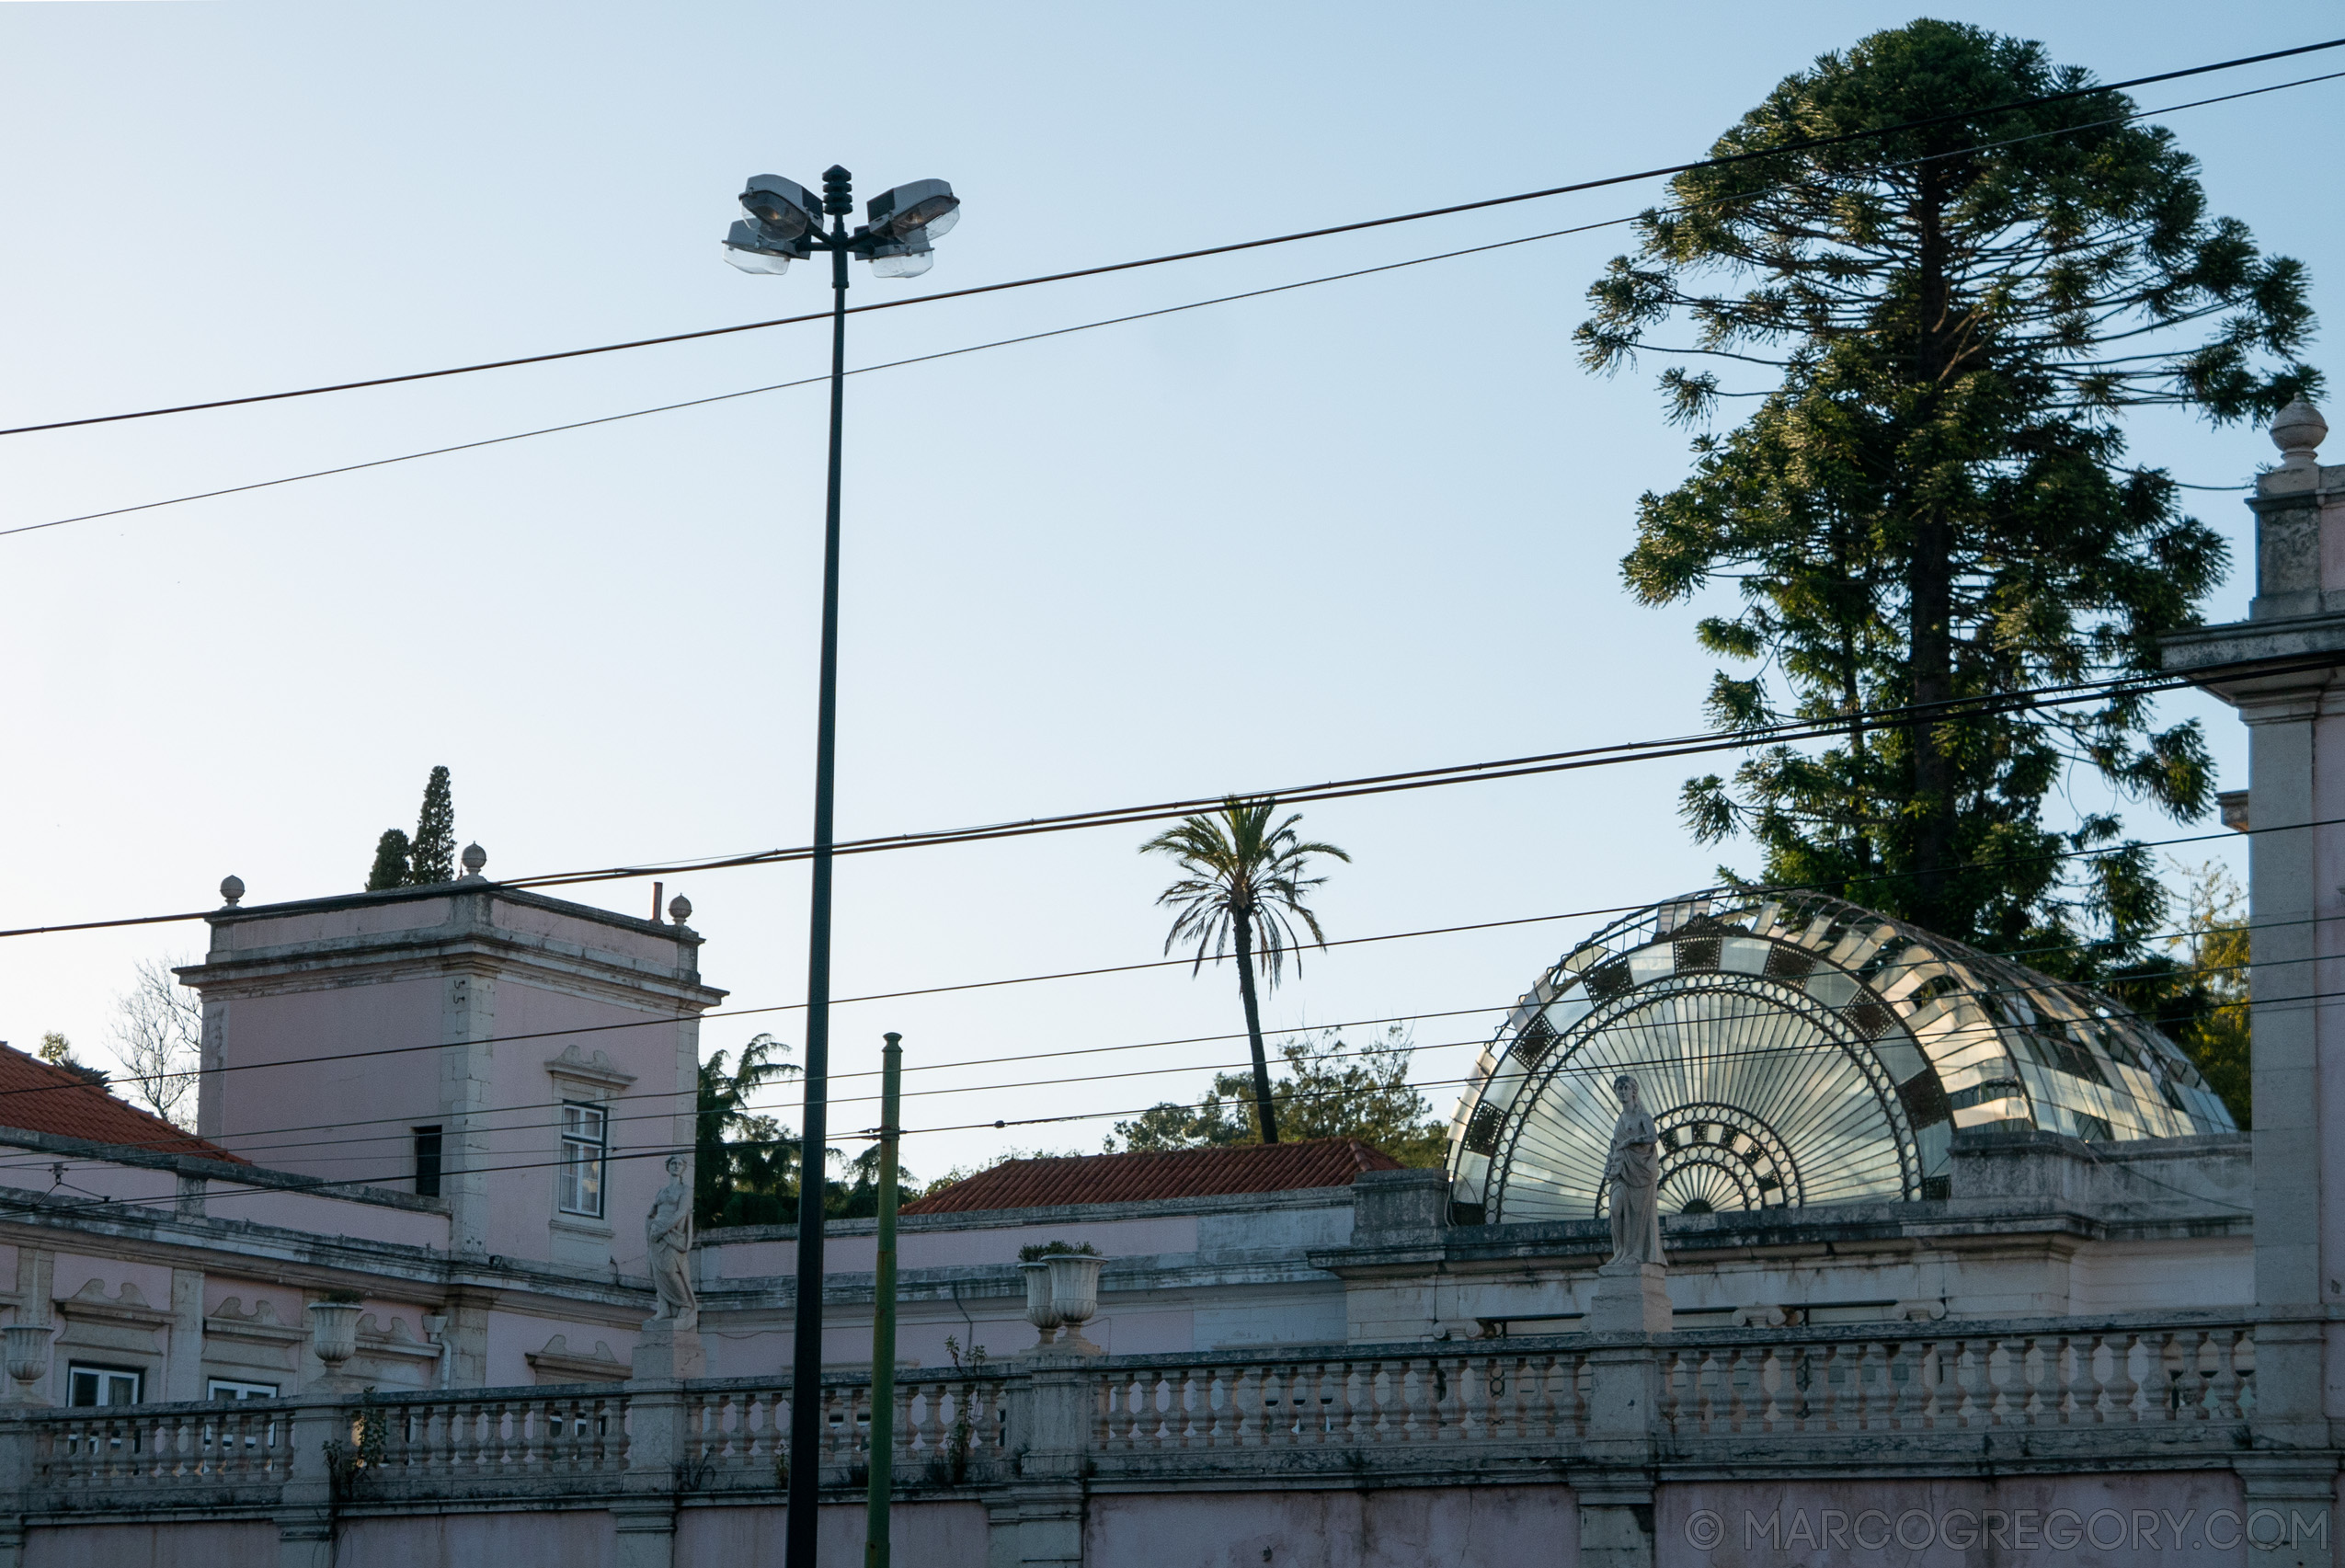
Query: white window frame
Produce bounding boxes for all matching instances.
[207,1378,280,1401]
[558,1101,609,1218]
[67,1363,142,1407]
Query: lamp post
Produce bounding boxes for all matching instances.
[723,166,959,1568]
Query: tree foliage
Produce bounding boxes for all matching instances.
[2100,860,2249,1127]
[695,1034,799,1228]
[1577,19,2316,957]
[33,1031,109,1087]
[693,1034,913,1226]
[365,830,412,892]
[362,768,460,890]
[1140,799,1347,1143]
[1105,1026,1447,1168]
[407,766,457,885]
[110,956,202,1129]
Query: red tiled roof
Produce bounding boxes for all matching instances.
[901,1139,1402,1214]
[0,1044,244,1162]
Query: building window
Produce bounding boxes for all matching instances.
[558,1102,607,1218]
[208,1379,279,1401]
[413,1125,443,1197]
[67,1364,142,1407]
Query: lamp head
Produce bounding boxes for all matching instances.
[739,174,820,239]
[866,178,959,241]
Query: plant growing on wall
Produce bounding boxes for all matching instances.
[1016,1241,1102,1262]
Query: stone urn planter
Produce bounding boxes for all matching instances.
[3,1324,51,1402]
[1019,1260,1061,1346]
[1045,1254,1106,1348]
[307,1301,361,1372]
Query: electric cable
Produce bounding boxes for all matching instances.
[3,36,2338,440]
[0,804,2311,1137]
[5,917,2287,1175]
[10,66,2330,543]
[4,645,2306,951]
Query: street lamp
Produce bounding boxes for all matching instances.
[722,164,959,1568]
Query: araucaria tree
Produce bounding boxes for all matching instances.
[1141,798,1347,1144]
[1578,20,2316,956]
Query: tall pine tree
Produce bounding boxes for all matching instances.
[406,766,456,885]
[1577,20,2316,961]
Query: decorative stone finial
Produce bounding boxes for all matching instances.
[2271,395,2328,471]
[219,876,245,908]
[459,843,487,880]
[668,894,693,926]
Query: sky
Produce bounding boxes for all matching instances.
[0,2,2329,1185]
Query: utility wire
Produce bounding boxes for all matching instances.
[10,67,2330,544]
[8,978,2312,1225]
[0,795,2316,1138]
[493,656,2345,895]
[17,888,2294,1168]
[1,654,2283,943]
[3,35,2338,441]
[7,891,2294,1168]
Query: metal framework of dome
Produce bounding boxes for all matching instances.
[1445,888,2235,1226]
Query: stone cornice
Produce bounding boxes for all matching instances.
[2160,610,2345,707]
[177,884,726,1012]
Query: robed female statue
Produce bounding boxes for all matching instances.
[1602,1075,1664,1267]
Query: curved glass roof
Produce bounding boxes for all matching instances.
[1445,888,2235,1226]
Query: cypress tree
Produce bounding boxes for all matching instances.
[406,766,456,885]
[365,830,412,891]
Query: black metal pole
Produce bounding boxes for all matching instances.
[785,162,855,1568]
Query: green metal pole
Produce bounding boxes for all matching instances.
[865,1032,902,1568]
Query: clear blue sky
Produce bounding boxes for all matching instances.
[0,2,2324,1179]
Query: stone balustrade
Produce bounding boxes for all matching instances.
[1656,1315,2256,1437]
[0,1311,2269,1567]
[1094,1345,1594,1452]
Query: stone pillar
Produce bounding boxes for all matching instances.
[995,1356,1088,1568]
[612,1379,686,1568]
[166,1268,205,1403]
[2164,396,2345,1564]
[273,1401,345,1568]
[442,967,498,1260]
[0,1410,34,1568]
[1575,1335,1662,1568]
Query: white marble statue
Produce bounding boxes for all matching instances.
[1603,1075,1664,1268]
[646,1153,698,1330]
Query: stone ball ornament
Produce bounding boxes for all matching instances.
[2271,394,2328,468]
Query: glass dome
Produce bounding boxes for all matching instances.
[1445,888,2235,1226]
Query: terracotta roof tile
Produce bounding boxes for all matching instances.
[900,1138,1401,1215]
[0,1044,243,1162]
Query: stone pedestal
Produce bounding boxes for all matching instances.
[632,1322,704,1381]
[1586,1262,1670,1335]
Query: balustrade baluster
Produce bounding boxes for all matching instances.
[2112,1331,2145,1425]
[2208,1329,2243,1421]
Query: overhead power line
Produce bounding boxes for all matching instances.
[3,894,2301,1174]
[3,36,2338,441]
[0,658,2327,944]
[78,934,2289,1172]
[0,830,2302,1146]
[15,64,2334,544]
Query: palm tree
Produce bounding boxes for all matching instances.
[695,1033,799,1226]
[1140,798,1348,1144]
